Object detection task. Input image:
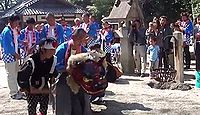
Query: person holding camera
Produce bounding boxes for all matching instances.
[130,19,147,77]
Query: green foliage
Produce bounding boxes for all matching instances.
[142,0,192,23]
[69,0,194,24]
[68,0,115,22]
[191,0,200,18]
[89,0,115,21]
[69,0,92,8]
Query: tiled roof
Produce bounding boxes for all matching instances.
[2,0,86,18]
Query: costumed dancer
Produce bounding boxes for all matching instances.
[18,38,57,115]
[55,28,92,115]
[88,42,107,104]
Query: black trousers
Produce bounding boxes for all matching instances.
[159,47,169,68]
[27,93,49,115]
[106,53,112,64]
[195,42,200,70]
[183,45,191,67]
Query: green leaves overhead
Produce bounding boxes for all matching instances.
[142,0,192,23]
[68,0,194,23]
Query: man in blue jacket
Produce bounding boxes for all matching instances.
[55,28,92,115]
[40,13,64,45]
[1,14,23,99]
[18,17,40,58]
[180,12,193,69]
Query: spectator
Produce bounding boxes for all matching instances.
[130,19,147,77]
[147,37,160,78]
[81,13,100,48]
[158,16,173,68]
[59,17,72,41]
[18,17,40,57]
[193,14,200,71]
[146,22,159,43]
[1,14,24,99]
[72,18,81,31]
[99,21,113,64]
[40,13,64,45]
[180,12,193,69]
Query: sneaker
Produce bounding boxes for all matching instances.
[10,93,22,100]
[91,97,106,105]
[140,73,145,77]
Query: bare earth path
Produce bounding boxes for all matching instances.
[0,61,200,115]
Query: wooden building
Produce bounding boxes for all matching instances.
[2,0,87,26]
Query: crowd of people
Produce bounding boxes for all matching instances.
[0,13,115,115]
[0,10,200,115]
[128,11,198,78]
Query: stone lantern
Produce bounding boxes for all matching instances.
[103,0,144,74]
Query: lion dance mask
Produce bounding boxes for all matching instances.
[66,51,108,95]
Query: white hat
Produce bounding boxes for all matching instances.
[39,37,57,49]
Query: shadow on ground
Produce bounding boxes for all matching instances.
[114,78,143,85]
[105,91,115,96]
[93,100,152,115]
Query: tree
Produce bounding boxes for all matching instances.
[191,0,200,19]
[68,0,92,8]
[88,0,115,21]
[67,0,115,22]
[68,0,193,24]
[142,0,192,23]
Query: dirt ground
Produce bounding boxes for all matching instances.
[0,76,200,115]
[0,61,200,115]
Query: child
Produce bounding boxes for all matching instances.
[147,37,160,78]
[19,38,57,115]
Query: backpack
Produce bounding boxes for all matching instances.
[17,58,35,90]
[17,55,57,91]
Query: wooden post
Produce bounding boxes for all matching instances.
[117,22,134,74]
[173,31,184,83]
